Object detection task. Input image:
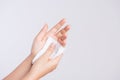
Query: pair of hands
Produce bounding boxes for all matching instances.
[23,19,70,80]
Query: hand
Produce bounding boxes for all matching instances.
[31,19,70,56]
[24,43,63,80]
[23,19,70,80]
[31,24,48,56]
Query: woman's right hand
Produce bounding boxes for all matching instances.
[23,43,63,80]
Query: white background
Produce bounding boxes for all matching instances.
[0,0,120,80]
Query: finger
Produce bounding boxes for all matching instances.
[58,33,67,42]
[51,54,63,65]
[61,34,67,41]
[58,38,66,47]
[42,33,48,45]
[43,43,56,57]
[63,39,67,46]
[36,24,48,40]
[60,25,70,34]
[49,19,66,34]
[56,25,70,38]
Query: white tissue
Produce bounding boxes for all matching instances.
[32,37,65,63]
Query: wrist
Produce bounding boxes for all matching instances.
[24,53,35,65]
[29,53,36,59]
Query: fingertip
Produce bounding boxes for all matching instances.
[65,25,70,31]
[60,18,66,25]
[62,18,66,22]
[44,24,48,30]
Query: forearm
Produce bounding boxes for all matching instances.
[22,67,43,80]
[3,54,35,80]
[22,72,40,80]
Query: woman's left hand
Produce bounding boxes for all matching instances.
[31,19,70,57]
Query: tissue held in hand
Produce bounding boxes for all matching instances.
[32,37,65,63]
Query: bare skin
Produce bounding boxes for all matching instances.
[3,19,70,80]
[22,44,63,80]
